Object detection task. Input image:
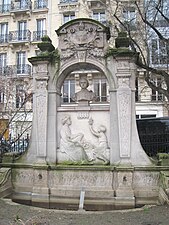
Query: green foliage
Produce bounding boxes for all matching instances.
[157,153,169,166]
[29,48,60,65]
[105,47,138,58]
[157,153,169,159]
[143,206,150,213]
[41,35,52,43]
[37,42,55,53]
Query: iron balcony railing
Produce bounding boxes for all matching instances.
[9,30,31,42]
[34,0,48,9]
[0,65,15,76]
[60,0,78,3]
[151,94,164,101]
[11,0,32,11]
[32,30,47,41]
[0,66,8,75]
[0,65,31,76]
[0,34,8,44]
[16,64,31,75]
[0,4,11,13]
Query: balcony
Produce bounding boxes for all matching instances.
[11,0,31,11]
[9,30,31,46]
[10,0,31,19]
[60,0,78,3]
[0,34,8,44]
[0,65,31,77]
[16,64,31,76]
[0,66,9,76]
[87,0,106,9]
[34,0,48,10]
[0,65,15,76]
[58,0,79,12]
[32,30,47,41]
[0,4,11,14]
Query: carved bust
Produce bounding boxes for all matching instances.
[73,78,96,105]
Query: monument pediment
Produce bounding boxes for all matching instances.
[56,18,110,63]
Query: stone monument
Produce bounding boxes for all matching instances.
[7,18,168,210]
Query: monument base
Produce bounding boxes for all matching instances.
[8,164,168,210]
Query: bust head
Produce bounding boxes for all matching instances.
[62,115,71,125]
[79,78,89,89]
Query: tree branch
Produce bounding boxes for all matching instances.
[135,1,168,43]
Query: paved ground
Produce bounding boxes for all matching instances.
[0,198,169,225]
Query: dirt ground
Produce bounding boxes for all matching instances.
[0,198,169,225]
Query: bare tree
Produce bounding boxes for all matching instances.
[82,0,168,108]
[112,0,169,102]
[0,74,32,159]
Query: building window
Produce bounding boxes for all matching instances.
[123,7,136,30]
[20,0,28,9]
[150,39,168,65]
[17,52,26,74]
[18,21,27,41]
[0,53,7,74]
[16,85,26,108]
[0,23,8,43]
[0,53,7,75]
[93,76,108,102]
[151,77,164,101]
[35,0,48,9]
[92,11,106,24]
[36,19,46,40]
[61,79,75,103]
[63,13,75,23]
[146,0,168,27]
[2,0,10,13]
[136,114,156,119]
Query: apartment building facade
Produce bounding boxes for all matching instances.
[0,0,168,138]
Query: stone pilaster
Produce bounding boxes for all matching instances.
[28,58,50,164]
[116,57,132,162]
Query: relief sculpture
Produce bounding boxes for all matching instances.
[58,21,105,64]
[57,115,110,164]
[59,115,88,162]
[88,118,110,164]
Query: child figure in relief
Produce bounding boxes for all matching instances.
[88,117,110,164]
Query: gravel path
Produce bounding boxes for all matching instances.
[0,198,169,225]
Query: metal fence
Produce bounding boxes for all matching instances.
[0,134,29,162]
[137,117,169,157]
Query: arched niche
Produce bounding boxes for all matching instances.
[55,63,113,165]
[56,61,116,96]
